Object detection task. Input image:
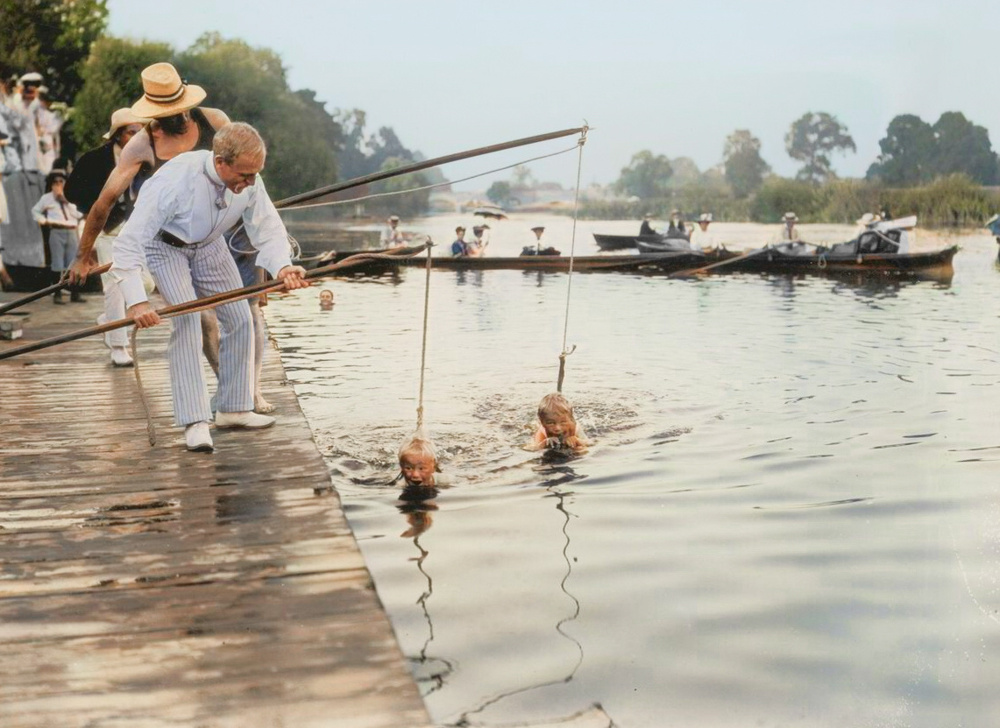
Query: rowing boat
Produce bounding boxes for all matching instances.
[720,245,959,276]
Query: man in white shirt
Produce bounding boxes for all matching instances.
[113,122,309,452]
[688,213,715,251]
[380,214,403,246]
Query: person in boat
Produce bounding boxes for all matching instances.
[666,209,687,237]
[380,214,404,246]
[688,212,715,252]
[64,107,149,365]
[526,392,588,454]
[111,122,310,453]
[853,212,880,239]
[775,212,816,255]
[450,225,469,256]
[468,224,488,257]
[31,169,84,303]
[639,213,658,237]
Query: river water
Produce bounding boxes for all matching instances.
[266,217,1000,728]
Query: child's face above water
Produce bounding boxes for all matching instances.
[400,452,436,486]
[541,414,576,439]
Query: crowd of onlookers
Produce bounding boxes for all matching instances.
[0,69,70,287]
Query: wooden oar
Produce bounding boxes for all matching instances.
[0,246,428,362]
[0,262,112,315]
[667,245,774,278]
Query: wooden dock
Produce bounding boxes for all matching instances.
[0,293,432,728]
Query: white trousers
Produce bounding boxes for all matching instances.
[144,236,254,427]
[96,230,155,348]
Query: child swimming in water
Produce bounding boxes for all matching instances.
[398,432,440,487]
[319,289,334,309]
[527,392,588,453]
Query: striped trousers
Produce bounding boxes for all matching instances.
[144,236,254,426]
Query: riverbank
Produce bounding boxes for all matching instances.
[0,293,431,728]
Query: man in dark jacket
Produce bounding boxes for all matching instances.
[64,107,147,366]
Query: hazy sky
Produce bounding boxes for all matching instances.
[107,0,1000,191]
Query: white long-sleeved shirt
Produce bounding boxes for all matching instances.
[31,192,82,226]
[112,150,292,307]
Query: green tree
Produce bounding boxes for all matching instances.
[0,0,108,101]
[723,129,771,198]
[72,36,172,150]
[614,150,673,199]
[665,157,701,189]
[785,112,856,185]
[866,114,936,186]
[931,111,999,185]
[175,33,339,199]
[486,180,514,207]
[369,157,430,218]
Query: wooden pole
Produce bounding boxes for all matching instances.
[274,127,586,209]
[0,263,112,315]
[0,247,427,362]
[668,246,773,278]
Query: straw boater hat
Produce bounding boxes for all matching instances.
[388,214,400,222]
[699,213,713,222]
[856,212,876,226]
[102,107,149,140]
[19,72,43,85]
[783,212,798,222]
[130,62,206,119]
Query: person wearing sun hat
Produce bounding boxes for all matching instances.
[67,62,230,286]
[688,212,715,252]
[65,107,150,366]
[780,211,800,242]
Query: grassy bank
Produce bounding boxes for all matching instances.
[577,175,1000,228]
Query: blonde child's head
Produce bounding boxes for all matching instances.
[398,433,438,487]
[537,392,578,441]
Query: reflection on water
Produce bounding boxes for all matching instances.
[266,222,1000,728]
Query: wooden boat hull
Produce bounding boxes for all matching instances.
[592,233,669,251]
[724,245,959,276]
[390,251,708,272]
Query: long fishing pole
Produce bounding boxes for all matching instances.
[0,263,111,315]
[0,246,428,362]
[274,126,586,209]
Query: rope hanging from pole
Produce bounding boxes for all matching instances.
[556,124,589,393]
[415,242,434,429]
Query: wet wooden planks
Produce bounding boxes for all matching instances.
[0,295,431,728]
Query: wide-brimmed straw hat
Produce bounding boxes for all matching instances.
[783,211,798,221]
[388,214,400,222]
[19,72,43,85]
[102,107,149,140]
[699,213,713,222]
[130,63,206,119]
[855,212,879,226]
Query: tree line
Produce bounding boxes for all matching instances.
[1,0,431,214]
[608,110,1000,225]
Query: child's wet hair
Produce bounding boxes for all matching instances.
[538,392,575,421]
[398,434,438,463]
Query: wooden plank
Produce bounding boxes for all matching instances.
[0,293,431,728]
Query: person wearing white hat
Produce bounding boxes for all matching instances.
[688,212,715,252]
[65,107,150,366]
[67,62,230,286]
[780,212,800,242]
[853,212,880,239]
[380,214,403,246]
